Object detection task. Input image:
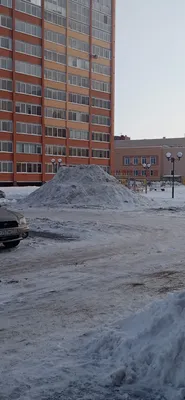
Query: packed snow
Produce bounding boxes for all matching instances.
[23,165,152,209]
[2,179,185,399]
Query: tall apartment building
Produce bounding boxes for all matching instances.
[0,0,115,184]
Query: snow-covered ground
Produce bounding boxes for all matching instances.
[1,184,185,399]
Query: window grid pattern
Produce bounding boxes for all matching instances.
[92,97,110,109]
[15,0,41,18]
[16,102,41,116]
[0,141,12,152]
[0,120,12,132]
[16,81,41,96]
[0,99,12,112]
[0,161,13,172]
[44,49,66,65]
[92,114,110,126]
[69,37,89,53]
[0,14,12,29]
[45,126,66,138]
[15,40,41,58]
[0,57,12,71]
[16,142,42,154]
[44,10,66,28]
[16,162,42,173]
[92,149,110,158]
[45,87,66,102]
[92,79,110,93]
[15,61,41,77]
[45,29,66,46]
[69,129,89,140]
[68,74,89,88]
[45,107,66,119]
[16,122,41,135]
[68,92,89,106]
[0,36,12,50]
[45,144,66,156]
[15,19,41,37]
[0,79,12,92]
[68,110,89,123]
[92,132,110,142]
[69,147,89,157]
[44,68,66,83]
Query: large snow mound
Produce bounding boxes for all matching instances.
[83,291,185,399]
[24,165,152,209]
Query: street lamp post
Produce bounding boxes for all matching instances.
[166,152,183,198]
[51,158,62,173]
[142,163,151,194]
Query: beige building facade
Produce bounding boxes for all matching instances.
[114,137,185,181]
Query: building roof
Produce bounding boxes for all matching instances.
[114,137,185,148]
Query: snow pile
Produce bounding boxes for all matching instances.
[84,291,185,399]
[24,165,152,209]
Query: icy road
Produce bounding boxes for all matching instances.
[1,204,185,399]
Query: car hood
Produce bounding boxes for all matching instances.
[0,207,23,222]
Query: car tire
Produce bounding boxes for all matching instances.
[3,240,20,249]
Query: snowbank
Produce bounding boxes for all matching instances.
[84,291,185,399]
[24,165,152,209]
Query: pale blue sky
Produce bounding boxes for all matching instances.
[115,0,185,139]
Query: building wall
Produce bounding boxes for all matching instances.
[114,146,163,180]
[0,0,115,184]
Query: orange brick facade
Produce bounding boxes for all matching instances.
[0,0,115,185]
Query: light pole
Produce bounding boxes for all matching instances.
[142,163,151,194]
[166,152,183,198]
[51,158,62,173]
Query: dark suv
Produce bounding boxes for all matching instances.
[0,207,29,248]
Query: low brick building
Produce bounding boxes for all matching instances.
[114,137,185,181]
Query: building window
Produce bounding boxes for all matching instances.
[15,19,41,37]
[16,122,41,135]
[69,37,89,53]
[0,141,12,152]
[92,62,111,76]
[134,157,138,165]
[44,10,66,28]
[0,14,12,29]
[124,157,130,166]
[69,129,89,140]
[44,68,66,84]
[92,132,110,142]
[0,79,12,92]
[92,79,110,93]
[16,162,42,173]
[0,36,12,50]
[134,170,139,176]
[0,0,12,8]
[68,1,90,25]
[45,144,66,156]
[92,9,111,33]
[15,40,41,57]
[92,149,110,158]
[92,114,110,126]
[142,170,146,176]
[68,110,89,123]
[68,92,89,106]
[45,0,66,16]
[92,44,111,60]
[68,18,89,35]
[16,102,41,116]
[141,157,146,165]
[44,49,66,65]
[16,142,42,154]
[68,56,89,70]
[44,87,66,102]
[45,107,66,120]
[15,61,41,77]
[0,120,12,132]
[151,156,156,165]
[0,57,12,71]
[45,29,66,46]
[92,97,110,109]
[0,161,13,172]
[45,126,66,138]
[92,28,111,43]
[15,0,41,18]
[68,73,89,88]
[0,99,12,112]
[69,147,89,157]
[16,81,41,96]
[150,170,154,176]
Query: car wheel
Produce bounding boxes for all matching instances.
[3,240,20,249]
